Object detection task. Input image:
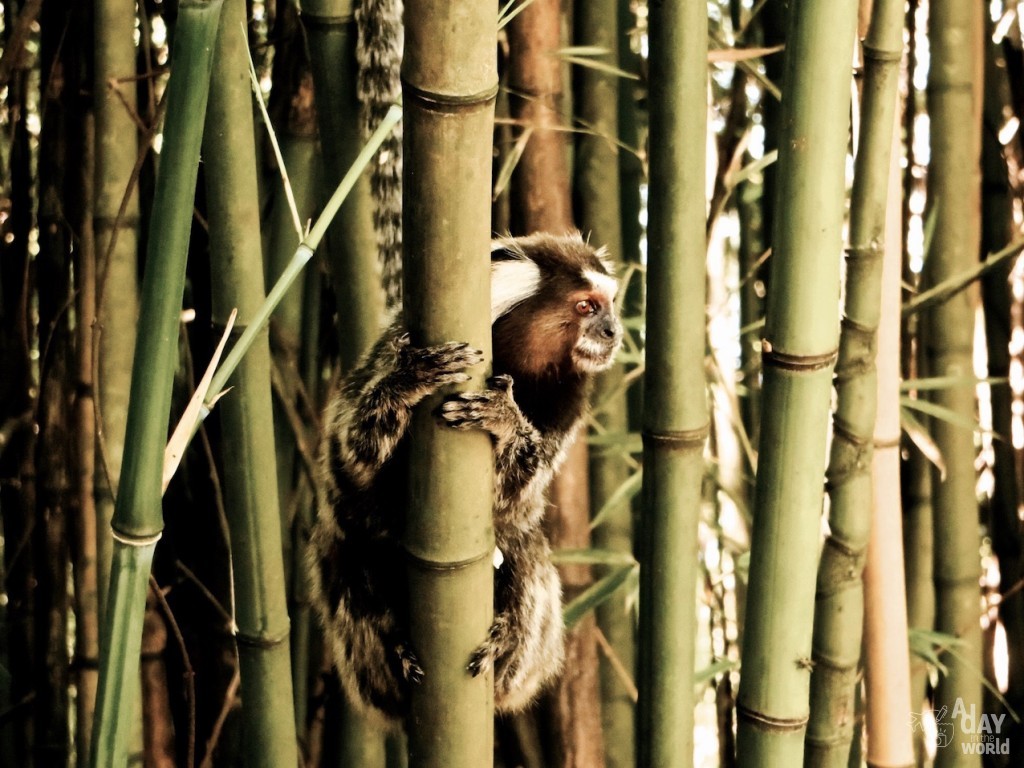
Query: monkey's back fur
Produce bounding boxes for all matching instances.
[308,233,623,723]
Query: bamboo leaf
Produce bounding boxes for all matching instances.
[707,44,784,63]
[551,548,638,567]
[587,431,643,456]
[727,149,778,189]
[900,375,1008,392]
[909,627,961,676]
[900,405,947,480]
[245,24,302,240]
[695,658,739,686]
[901,395,995,437]
[590,469,643,530]
[563,564,637,629]
[162,308,236,492]
[554,47,641,80]
[497,0,537,30]
[902,236,1024,317]
[493,125,532,200]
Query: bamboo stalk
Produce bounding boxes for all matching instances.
[94,0,142,624]
[805,1,904,764]
[734,0,859,764]
[300,4,388,757]
[89,5,223,765]
[301,0,384,370]
[573,4,635,767]
[402,0,497,764]
[203,1,299,764]
[637,1,708,766]
[36,8,74,754]
[925,4,985,765]
[507,3,607,760]
[979,20,1024,739]
[73,92,101,768]
[862,107,915,768]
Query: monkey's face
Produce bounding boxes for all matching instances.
[569,270,623,373]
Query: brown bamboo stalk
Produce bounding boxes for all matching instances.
[507,1,605,763]
[863,113,915,768]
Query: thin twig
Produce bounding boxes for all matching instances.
[594,626,638,703]
[149,576,197,768]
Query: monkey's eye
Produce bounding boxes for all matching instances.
[575,299,597,316]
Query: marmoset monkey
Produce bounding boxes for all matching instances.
[308,231,623,722]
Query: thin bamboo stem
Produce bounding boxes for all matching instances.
[90,5,223,765]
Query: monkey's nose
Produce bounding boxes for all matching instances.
[601,323,617,339]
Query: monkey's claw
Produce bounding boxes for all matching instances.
[487,374,514,394]
[395,643,425,684]
[398,340,484,390]
[468,645,494,677]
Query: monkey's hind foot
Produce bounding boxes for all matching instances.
[467,616,509,677]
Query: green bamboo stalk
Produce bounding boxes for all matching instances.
[203,1,299,765]
[574,3,635,766]
[89,6,223,766]
[301,0,383,370]
[805,1,904,764]
[735,0,859,764]
[925,5,984,766]
[260,5,322,739]
[300,4,388,759]
[637,0,707,766]
[403,1,497,764]
[94,0,141,627]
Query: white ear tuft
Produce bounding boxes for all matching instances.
[492,259,542,323]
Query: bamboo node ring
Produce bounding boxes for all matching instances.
[110,528,163,547]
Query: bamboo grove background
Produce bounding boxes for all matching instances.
[0,0,1023,766]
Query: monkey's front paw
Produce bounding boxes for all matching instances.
[438,376,519,440]
[398,341,484,390]
[394,642,425,685]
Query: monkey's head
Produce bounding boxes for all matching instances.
[490,232,623,379]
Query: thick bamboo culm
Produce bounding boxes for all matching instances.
[806,0,905,764]
[401,1,498,765]
[90,3,223,765]
[637,1,708,766]
[734,0,859,765]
